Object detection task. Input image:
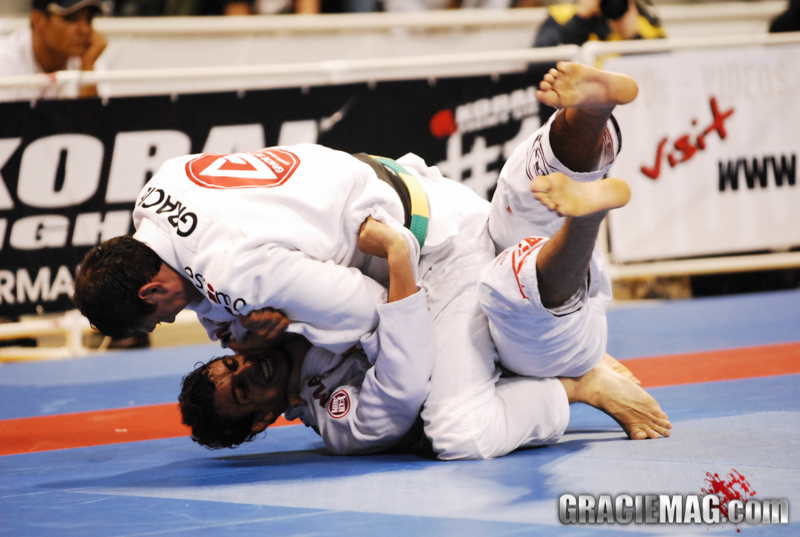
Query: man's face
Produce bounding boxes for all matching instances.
[138,288,191,332]
[208,353,291,431]
[137,269,199,332]
[37,7,97,59]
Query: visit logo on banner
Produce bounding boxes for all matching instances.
[603,45,800,263]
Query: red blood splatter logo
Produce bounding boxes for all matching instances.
[701,469,757,520]
[429,109,457,139]
[327,389,351,419]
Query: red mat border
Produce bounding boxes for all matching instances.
[2,341,798,456]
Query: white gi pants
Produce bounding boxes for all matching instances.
[398,151,569,461]
[481,111,619,379]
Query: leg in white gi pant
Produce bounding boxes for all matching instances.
[416,62,649,459]
[481,110,620,379]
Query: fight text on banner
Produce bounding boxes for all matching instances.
[0,68,550,317]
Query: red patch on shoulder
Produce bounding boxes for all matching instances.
[327,389,351,419]
[185,148,300,189]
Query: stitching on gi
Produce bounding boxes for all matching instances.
[610,114,622,156]
[525,132,552,181]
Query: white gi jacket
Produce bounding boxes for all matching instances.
[132,144,426,353]
[283,289,435,455]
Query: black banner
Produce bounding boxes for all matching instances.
[0,67,550,316]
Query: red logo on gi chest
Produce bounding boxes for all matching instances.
[327,389,351,419]
[185,148,300,189]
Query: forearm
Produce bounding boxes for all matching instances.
[357,216,417,304]
[78,56,99,98]
[325,290,435,455]
[386,241,416,304]
[295,0,319,13]
[79,31,106,99]
[215,245,382,352]
[78,84,99,98]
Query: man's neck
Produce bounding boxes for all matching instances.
[160,262,205,307]
[176,267,205,307]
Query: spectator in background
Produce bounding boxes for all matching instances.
[532,0,663,123]
[534,0,664,47]
[383,0,510,12]
[114,0,255,16]
[769,0,800,33]
[113,0,336,16]
[0,0,108,101]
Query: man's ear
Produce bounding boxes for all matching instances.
[30,10,45,31]
[250,412,274,434]
[138,281,165,303]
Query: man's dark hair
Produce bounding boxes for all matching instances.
[179,357,259,449]
[73,236,162,339]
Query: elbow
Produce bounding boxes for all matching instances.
[380,380,429,413]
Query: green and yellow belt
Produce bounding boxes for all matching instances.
[352,153,430,249]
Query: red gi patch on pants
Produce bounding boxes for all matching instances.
[511,237,545,300]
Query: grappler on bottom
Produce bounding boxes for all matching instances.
[179,62,670,455]
[479,62,668,441]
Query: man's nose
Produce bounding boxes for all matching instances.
[235,359,255,378]
[75,15,92,34]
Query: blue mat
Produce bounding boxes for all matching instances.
[2,290,799,536]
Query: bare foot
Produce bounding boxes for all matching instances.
[536,62,638,112]
[562,365,671,440]
[531,173,631,217]
[601,353,640,386]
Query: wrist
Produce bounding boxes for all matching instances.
[386,240,410,263]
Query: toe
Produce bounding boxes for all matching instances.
[650,424,669,438]
[530,175,551,192]
[533,193,556,211]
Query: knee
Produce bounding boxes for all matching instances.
[422,405,509,461]
[427,429,496,461]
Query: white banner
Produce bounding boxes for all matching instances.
[603,44,800,263]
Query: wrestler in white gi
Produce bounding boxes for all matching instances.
[180,219,435,454]
[76,129,504,460]
[180,62,671,457]
[179,216,669,456]
[480,65,623,380]
[417,63,670,461]
[129,146,419,352]
[78,62,669,462]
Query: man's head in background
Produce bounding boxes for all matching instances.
[30,0,107,73]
